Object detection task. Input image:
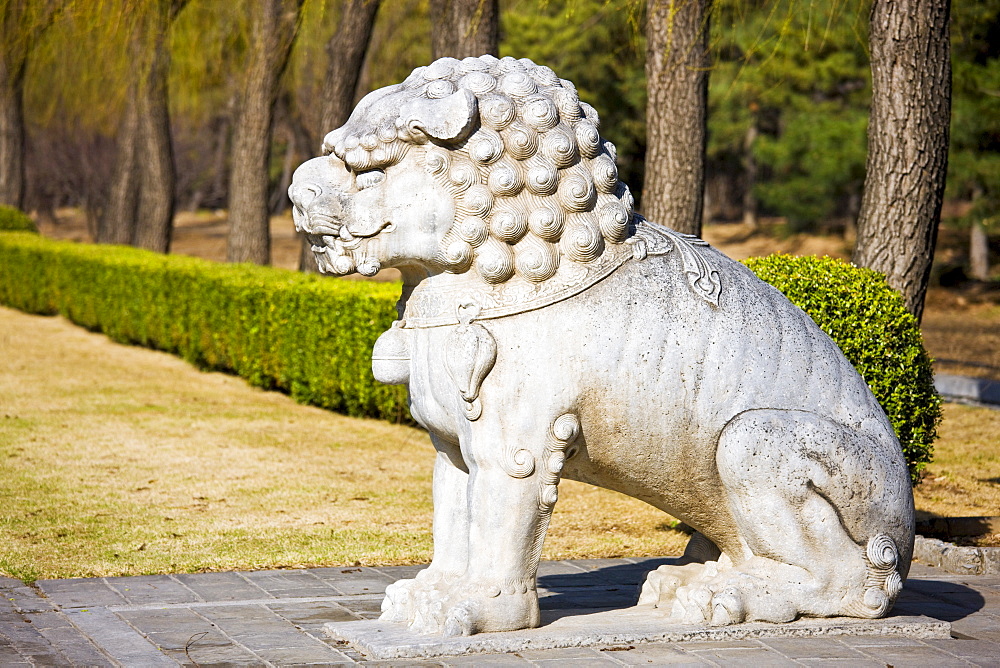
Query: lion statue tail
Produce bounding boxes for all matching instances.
[841,534,905,618]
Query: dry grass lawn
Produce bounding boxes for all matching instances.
[913,402,1000,520]
[0,307,690,582]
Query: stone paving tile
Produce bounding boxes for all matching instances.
[926,637,1000,662]
[950,614,1000,643]
[25,611,114,666]
[194,602,346,661]
[336,596,386,619]
[853,641,977,666]
[439,651,533,665]
[796,660,887,667]
[162,642,260,666]
[104,574,203,606]
[64,608,177,666]
[894,597,979,623]
[372,565,427,580]
[36,577,129,609]
[173,571,271,602]
[239,569,340,599]
[116,606,228,651]
[309,566,395,595]
[759,637,868,660]
[193,602,283,625]
[683,645,801,667]
[537,561,589,576]
[516,645,624,663]
[537,572,609,589]
[0,650,32,667]
[253,643,354,665]
[604,642,713,666]
[538,588,636,610]
[837,634,925,647]
[1,581,55,614]
[267,599,363,633]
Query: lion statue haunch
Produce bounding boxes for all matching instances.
[289,55,914,636]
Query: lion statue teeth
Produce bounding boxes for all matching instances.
[289,55,915,637]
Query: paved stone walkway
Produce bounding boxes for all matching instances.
[1,559,998,666]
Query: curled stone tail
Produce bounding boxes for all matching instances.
[842,534,904,618]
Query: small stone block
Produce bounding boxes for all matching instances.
[324,607,951,660]
[103,574,202,605]
[35,578,128,609]
[239,570,338,599]
[173,571,270,602]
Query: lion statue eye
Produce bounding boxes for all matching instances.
[355,169,386,190]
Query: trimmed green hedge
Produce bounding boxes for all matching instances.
[0,231,409,422]
[0,206,37,233]
[744,254,940,484]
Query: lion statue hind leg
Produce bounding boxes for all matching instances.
[640,408,912,625]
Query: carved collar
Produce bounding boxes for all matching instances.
[398,220,722,329]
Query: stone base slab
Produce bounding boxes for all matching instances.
[325,607,951,660]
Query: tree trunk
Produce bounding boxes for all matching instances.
[852,0,951,322]
[320,0,381,139]
[227,0,304,265]
[0,1,63,212]
[642,0,712,237]
[970,221,990,282]
[0,58,26,209]
[430,0,498,60]
[98,85,140,245]
[134,4,180,253]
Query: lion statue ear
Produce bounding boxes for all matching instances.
[400,88,479,143]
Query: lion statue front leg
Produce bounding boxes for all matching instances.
[380,438,470,625]
[385,408,576,636]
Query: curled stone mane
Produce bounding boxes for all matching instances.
[323,55,636,285]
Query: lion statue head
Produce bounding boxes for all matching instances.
[290,55,636,289]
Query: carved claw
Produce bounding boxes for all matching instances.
[442,600,477,636]
[710,587,747,626]
[673,584,714,623]
[379,579,416,623]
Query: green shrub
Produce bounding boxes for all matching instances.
[0,232,409,422]
[0,206,37,233]
[744,254,940,484]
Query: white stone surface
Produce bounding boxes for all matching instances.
[290,55,916,637]
[325,609,950,660]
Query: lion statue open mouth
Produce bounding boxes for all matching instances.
[289,55,914,637]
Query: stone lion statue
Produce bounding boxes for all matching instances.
[289,55,914,637]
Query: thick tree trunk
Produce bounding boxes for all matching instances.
[134,9,177,253]
[643,0,712,237]
[852,0,951,322]
[98,86,140,245]
[0,58,26,209]
[227,0,303,265]
[430,0,498,60]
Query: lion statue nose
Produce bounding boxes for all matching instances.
[288,180,348,237]
[288,181,324,234]
[288,157,351,236]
